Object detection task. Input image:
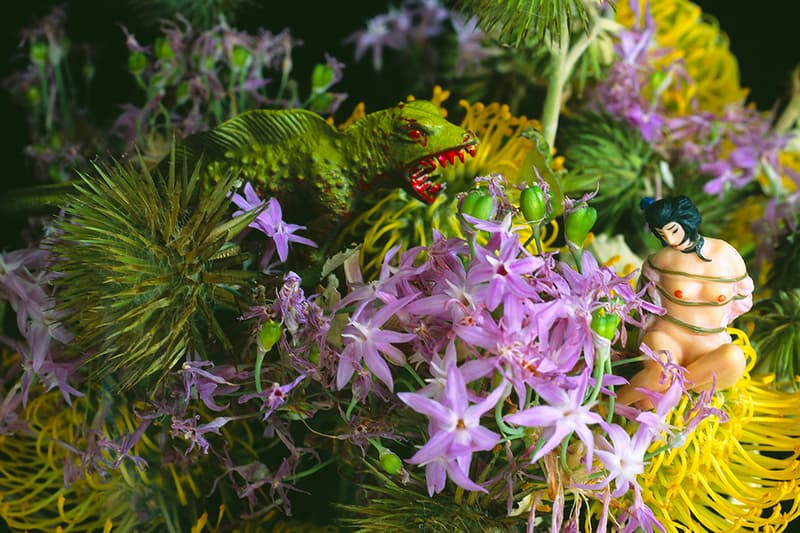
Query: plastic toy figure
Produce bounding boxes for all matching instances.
[617,196,754,407]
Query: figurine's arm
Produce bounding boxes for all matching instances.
[727,274,754,323]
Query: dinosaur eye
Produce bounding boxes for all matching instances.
[408,128,422,140]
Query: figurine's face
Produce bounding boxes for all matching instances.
[655,221,692,251]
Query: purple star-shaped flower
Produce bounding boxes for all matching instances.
[398,364,505,495]
[504,370,603,469]
[230,182,317,263]
[338,294,418,391]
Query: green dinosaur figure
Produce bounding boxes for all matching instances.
[165,99,478,242]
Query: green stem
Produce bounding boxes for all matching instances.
[36,64,52,133]
[559,430,574,472]
[53,61,73,135]
[522,223,544,254]
[612,355,646,367]
[344,395,358,421]
[285,457,335,481]
[254,347,265,393]
[775,67,800,134]
[541,29,569,148]
[541,15,609,147]
[495,397,525,439]
[403,363,425,388]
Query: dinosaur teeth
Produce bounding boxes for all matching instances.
[466,145,477,157]
[437,154,448,168]
[411,172,429,186]
[457,150,465,163]
[446,150,457,165]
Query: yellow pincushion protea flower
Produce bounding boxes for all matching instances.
[640,329,800,532]
[616,0,748,115]
[0,384,205,532]
[337,88,559,278]
[0,392,139,532]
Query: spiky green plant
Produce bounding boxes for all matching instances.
[338,462,525,533]
[750,289,800,387]
[767,222,800,293]
[559,113,659,238]
[559,112,735,249]
[51,152,262,389]
[450,0,592,48]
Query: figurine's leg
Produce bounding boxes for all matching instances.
[617,330,684,409]
[682,343,746,392]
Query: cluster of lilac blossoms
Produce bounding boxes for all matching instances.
[244,176,723,531]
[591,9,789,199]
[346,0,497,76]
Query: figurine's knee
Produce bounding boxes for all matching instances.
[685,343,746,392]
[711,343,746,390]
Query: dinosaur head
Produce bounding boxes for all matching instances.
[384,100,478,203]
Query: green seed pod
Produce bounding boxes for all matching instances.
[591,308,621,341]
[154,37,174,60]
[232,46,252,69]
[379,449,403,475]
[30,42,48,66]
[460,191,483,216]
[565,206,597,246]
[26,86,41,105]
[471,194,494,220]
[128,52,147,74]
[311,63,335,90]
[258,320,283,351]
[520,185,546,222]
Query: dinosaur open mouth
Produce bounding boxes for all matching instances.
[407,144,478,203]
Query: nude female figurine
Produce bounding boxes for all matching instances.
[617,196,754,407]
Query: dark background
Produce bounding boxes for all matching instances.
[1,1,796,219]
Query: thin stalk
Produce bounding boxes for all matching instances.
[36,64,52,133]
[403,363,426,388]
[53,60,73,134]
[541,29,569,148]
[774,67,800,134]
[285,457,335,481]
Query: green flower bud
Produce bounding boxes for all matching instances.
[258,320,282,351]
[311,63,335,90]
[461,191,494,220]
[232,46,252,69]
[379,449,403,475]
[309,93,334,114]
[154,37,174,60]
[565,206,597,246]
[176,80,190,102]
[30,42,48,65]
[82,63,95,81]
[128,52,147,74]
[520,185,546,222]
[26,86,41,105]
[308,345,320,365]
[591,308,621,341]
[460,191,482,216]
